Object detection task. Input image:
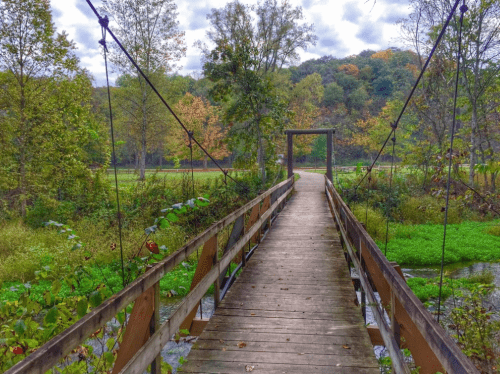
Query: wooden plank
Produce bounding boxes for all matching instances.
[179,172,378,374]
[180,234,218,332]
[179,361,379,374]
[112,286,154,374]
[193,340,375,357]
[198,330,373,346]
[185,350,378,367]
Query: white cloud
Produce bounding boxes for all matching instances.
[50,0,411,86]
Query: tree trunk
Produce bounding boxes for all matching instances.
[19,82,27,217]
[140,89,148,180]
[159,151,163,170]
[203,155,208,170]
[491,172,497,192]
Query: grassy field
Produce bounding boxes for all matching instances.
[106,170,234,183]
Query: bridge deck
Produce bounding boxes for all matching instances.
[179,172,379,373]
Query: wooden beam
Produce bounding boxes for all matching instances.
[180,234,218,332]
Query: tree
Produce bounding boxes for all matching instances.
[288,73,324,156]
[100,0,186,179]
[200,0,317,180]
[0,0,107,217]
[324,82,344,107]
[167,93,229,169]
[400,0,500,185]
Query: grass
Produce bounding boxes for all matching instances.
[107,170,228,184]
[379,220,500,266]
[407,271,495,303]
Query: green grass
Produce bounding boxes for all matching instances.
[407,271,495,303]
[107,170,227,184]
[379,220,500,266]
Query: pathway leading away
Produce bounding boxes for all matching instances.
[179,171,379,373]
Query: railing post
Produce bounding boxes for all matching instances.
[214,236,220,309]
[360,237,366,324]
[150,276,161,374]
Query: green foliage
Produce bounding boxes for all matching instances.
[351,204,388,242]
[381,221,500,266]
[397,195,462,225]
[448,286,500,370]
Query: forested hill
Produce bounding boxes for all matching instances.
[290,48,418,115]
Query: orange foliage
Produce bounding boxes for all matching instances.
[370,49,394,61]
[338,64,360,78]
[168,93,229,162]
[405,63,419,78]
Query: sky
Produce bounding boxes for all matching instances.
[50,0,412,86]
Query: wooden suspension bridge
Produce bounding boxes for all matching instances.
[6,132,479,374]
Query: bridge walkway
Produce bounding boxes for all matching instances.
[179,172,379,373]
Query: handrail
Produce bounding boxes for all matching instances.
[5,176,294,374]
[325,176,478,374]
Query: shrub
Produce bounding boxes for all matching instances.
[351,203,389,241]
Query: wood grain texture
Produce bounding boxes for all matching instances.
[179,172,378,374]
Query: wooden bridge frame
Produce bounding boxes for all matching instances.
[5,177,295,374]
[286,129,334,182]
[325,176,479,374]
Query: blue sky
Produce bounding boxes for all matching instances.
[50,0,411,86]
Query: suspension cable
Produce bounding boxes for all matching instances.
[99,17,126,288]
[353,0,463,192]
[437,0,467,323]
[85,0,248,193]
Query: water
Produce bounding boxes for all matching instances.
[157,295,215,373]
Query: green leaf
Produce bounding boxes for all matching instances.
[13,320,26,335]
[203,193,210,199]
[77,298,88,318]
[89,291,102,308]
[51,280,62,296]
[44,306,59,325]
[116,311,126,325]
[166,212,179,223]
[104,351,114,364]
[159,218,170,229]
[179,329,190,335]
[106,338,116,351]
[43,291,52,306]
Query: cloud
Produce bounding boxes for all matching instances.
[342,1,362,23]
[356,21,383,45]
[189,6,211,29]
[184,55,202,70]
[75,28,99,51]
[379,7,408,23]
[302,0,315,9]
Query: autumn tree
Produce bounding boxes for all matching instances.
[100,0,186,179]
[0,0,107,217]
[167,93,228,169]
[200,0,317,180]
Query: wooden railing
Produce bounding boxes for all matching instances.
[325,176,478,374]
[6,176,294,374]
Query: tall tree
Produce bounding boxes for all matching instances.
[167,93,229,169]
[200,0,317,180]
[100,0,186,179]
[400,0,500,185]
[0,0,105,217]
